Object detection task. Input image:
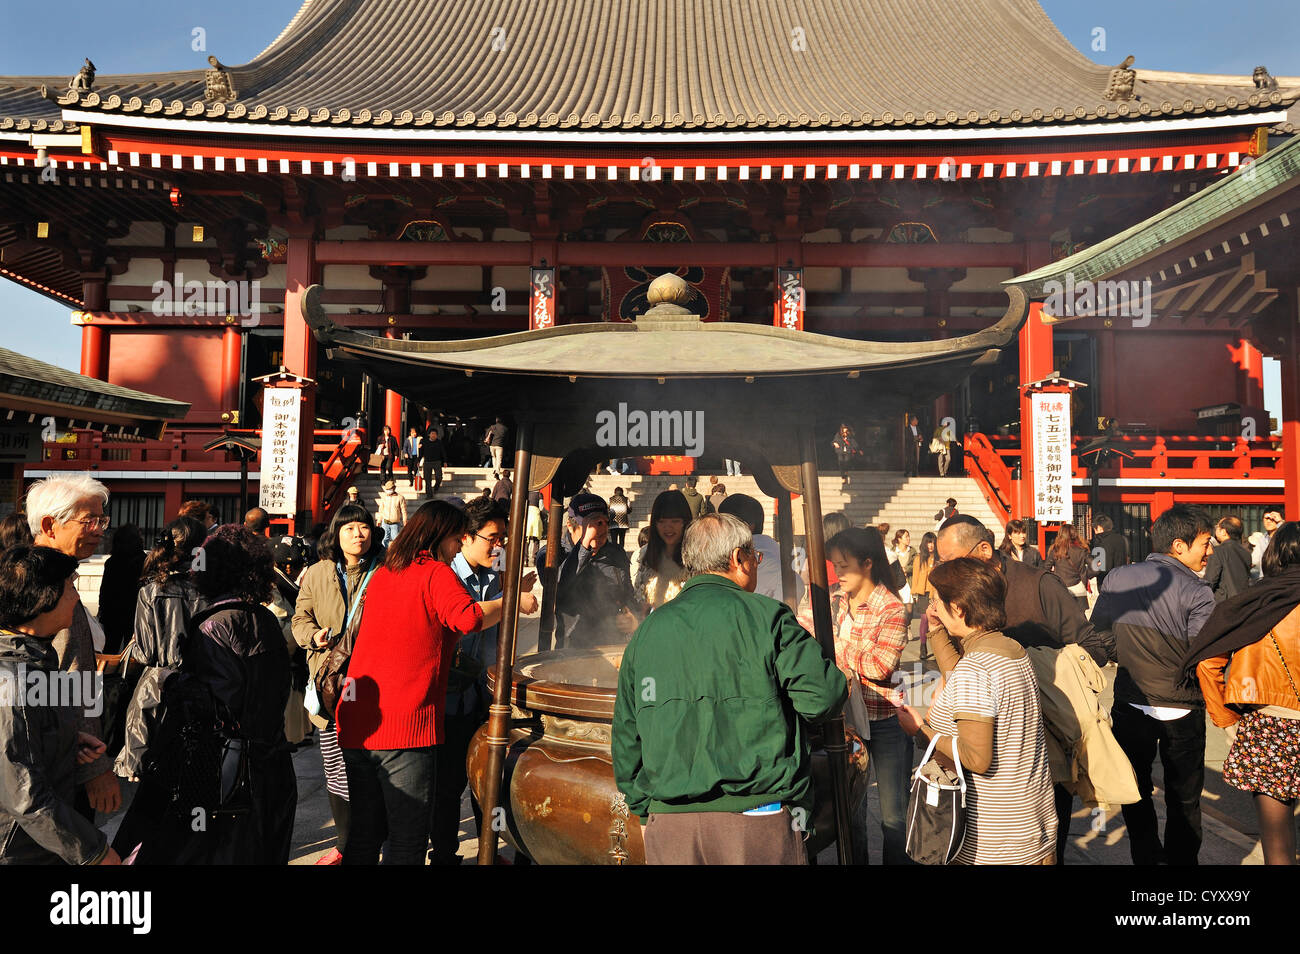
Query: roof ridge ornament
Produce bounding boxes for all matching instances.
[67,58,96,93]
[205,55,237,102]
[1252,66,1278,91]
[1104,55,1136,103]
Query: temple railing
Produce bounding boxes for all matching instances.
[963,433,1014,526]
[964,432,1285,523]
[38,426,370,522]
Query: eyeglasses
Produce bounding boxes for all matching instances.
[473,532,505,547]
[738,546,764,564]
[72,515,110,531]
[935,540,980,566]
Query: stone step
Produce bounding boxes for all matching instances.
[349,470,1005,544]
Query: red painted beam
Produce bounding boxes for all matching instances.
[314,240,1025,269]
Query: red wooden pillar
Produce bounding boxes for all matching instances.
[383,327,403,436]
[79,324,108,379]
[1018,301,1055,522]
[220,324,241,423]
[1280,290,1300,519]
[283,232,319,529]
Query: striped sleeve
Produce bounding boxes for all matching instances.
[945,660,997,723]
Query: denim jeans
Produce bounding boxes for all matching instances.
[866,716,914,865]
[381,522,401,545]
[341,746,437,865]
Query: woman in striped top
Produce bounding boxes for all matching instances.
[896,557,1057,865]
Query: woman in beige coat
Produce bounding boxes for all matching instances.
[292,503,383,864]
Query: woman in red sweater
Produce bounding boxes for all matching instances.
[336,500,506,864]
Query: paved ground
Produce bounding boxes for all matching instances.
[105,615,1294,865]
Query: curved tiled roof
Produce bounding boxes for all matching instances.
[1,0,1296,135]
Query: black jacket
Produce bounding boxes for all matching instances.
[0,635,110,865]
[115,575,208,779]
[1091,530,1129,579]
[1000,554,1113,667]
[1092,554,1216,708]
[1204,539,1252,603]
[118,600,296,865]
[556,542,642,648]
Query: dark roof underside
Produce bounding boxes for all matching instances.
[1,0,1294,134]
[0,346,190,437]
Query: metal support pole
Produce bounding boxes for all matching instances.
[477,422,534,865]
[799,427,854,865]
[776,490,798,613]
[537,495,564,652]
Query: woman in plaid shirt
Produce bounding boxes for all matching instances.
[799,526,910,864]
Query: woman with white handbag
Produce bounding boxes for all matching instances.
[895,557,1057,864]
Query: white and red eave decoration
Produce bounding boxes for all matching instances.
[0,138,1263,183]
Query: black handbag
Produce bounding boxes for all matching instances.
[142,679,252,820]
[905,733,969,865]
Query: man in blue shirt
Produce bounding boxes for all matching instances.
[1091,504,1215,866]
[430,496,537,864]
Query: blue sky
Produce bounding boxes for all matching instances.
[0,0,1295,416]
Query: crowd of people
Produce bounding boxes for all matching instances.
[1,464,1296,867]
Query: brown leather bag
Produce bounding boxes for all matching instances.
[313,570,375,717]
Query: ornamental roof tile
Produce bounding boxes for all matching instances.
[0,0,1295,136]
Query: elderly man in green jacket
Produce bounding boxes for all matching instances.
[613,513,846,865]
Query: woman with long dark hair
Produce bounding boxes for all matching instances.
[1045,523,1091,608]
[114,517,209,782]
[911,531,938,658]
[1187,522,1300,864]
[335,501,510,864]
[120,525,296,864]
[630,490,693,611]
[999,518,1042,568]
[800,526,910,864]
[291,502,383,864]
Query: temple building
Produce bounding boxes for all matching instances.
[0,0,1296,540]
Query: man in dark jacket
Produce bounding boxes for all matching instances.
[421,422,446,498]
[1090,514,1130,586]
[679,475,706,521]
[1091,504,1215,866]
[554,494,642,647]
[613,513,846,864]
[1204,515,1251,602]
[937,514,1112,863]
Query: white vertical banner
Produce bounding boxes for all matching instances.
[1032,391,1072,523]
[259,387,300,515]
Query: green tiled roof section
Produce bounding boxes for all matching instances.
[1007,135,1300,298]
[0,346,189,420]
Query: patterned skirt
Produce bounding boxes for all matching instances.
[1222,711,1300,802]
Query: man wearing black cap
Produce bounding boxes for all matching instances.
[555,493,642,647]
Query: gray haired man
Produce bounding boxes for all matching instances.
[26,473,121,819]
[613,513,845,864]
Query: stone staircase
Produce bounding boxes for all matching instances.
[350,468,1004,543]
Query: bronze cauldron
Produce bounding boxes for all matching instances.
[467,646,838,864]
